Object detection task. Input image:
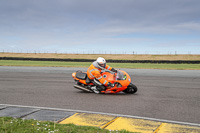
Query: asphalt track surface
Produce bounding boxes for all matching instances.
[0,66,200,124]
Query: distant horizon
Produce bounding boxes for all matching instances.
[0,51,199,55]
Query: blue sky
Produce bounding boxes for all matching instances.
[0,0,200,54]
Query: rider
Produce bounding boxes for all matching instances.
[87,57,118,93]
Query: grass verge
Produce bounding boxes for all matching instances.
[0,60,200,70]
[0,117,131,133]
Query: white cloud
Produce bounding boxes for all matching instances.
[0,0,200,54]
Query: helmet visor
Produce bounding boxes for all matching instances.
[99,63,105,67]
[98,62,106,68]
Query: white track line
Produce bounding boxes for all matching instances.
[0,104,200,127]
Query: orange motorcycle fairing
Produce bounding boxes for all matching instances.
[72,70,136,94]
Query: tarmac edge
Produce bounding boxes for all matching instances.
[0,104,200,133]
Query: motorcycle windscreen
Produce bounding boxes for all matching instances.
[116,71,127,80]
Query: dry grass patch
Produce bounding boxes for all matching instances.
[0,52,200,61]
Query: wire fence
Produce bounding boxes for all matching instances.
[0,49,197,55]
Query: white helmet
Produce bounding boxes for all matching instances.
[96,57,106,69]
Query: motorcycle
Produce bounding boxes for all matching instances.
[72,69,137,94]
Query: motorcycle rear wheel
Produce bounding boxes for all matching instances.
[123,83,137,94]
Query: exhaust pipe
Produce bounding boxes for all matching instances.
[74,85,93,92]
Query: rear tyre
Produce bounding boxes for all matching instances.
[123,83,137,94]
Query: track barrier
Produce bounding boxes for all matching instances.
[0,57,200,64]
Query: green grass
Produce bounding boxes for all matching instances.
[109,62,200,70]
[0,117,132,133]
[0,60,200,70]
[0,60,91,67]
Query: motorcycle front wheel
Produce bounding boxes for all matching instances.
[123,83,137,94]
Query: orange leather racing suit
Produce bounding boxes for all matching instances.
[87,61,113,86]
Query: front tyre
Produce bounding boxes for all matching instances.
[123,83,137,94]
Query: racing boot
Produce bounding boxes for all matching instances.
[91,86,100,94]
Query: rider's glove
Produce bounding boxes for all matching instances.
[111,68,117,73]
